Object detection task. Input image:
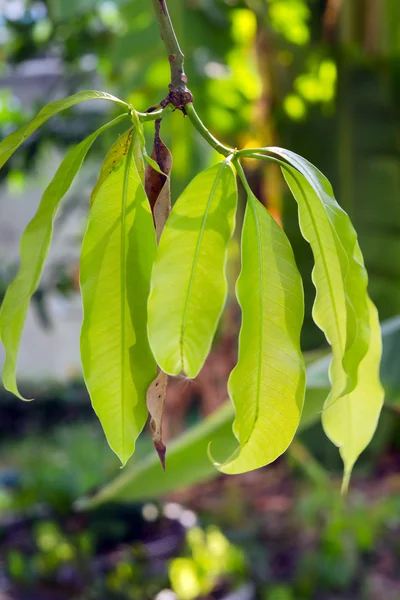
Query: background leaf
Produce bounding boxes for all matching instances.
[148,161,237,378]
[0,115,127,399]
[84,402,237,506]
[80,135,156,465]
[0,90,128,170]
[215,192,305,474]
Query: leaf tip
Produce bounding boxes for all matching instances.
[3,380,34,402]
[117,450,132,469]
[153,438,166,471]
[207,441,221,470]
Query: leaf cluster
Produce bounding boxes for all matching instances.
[0,89,384,494]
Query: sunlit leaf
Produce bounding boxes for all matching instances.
[148,160,238,378]
[214,192,305,474]
[264,147,382,481]
[80,134,157,465]
[0,90,128,170]
[0,115,127,399]
[272,150,370,395]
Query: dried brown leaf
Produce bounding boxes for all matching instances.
[144,120,172,242]
[146,369,169,469]
[144,121,172,467]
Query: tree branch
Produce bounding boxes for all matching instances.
[151,0,193,108]
[151,0,235,157]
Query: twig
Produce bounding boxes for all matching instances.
[150,0,235,158]
[151,0,193,109]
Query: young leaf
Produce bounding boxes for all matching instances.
[0,115,126,400]
[214,192,306,474]
[0,90,128,169]
[148,160,238,378]
[80,135,157,466]
[274,149,370,398]
[261,147,382,481]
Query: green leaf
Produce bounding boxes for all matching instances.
[214,193,306,474]
[80,134,157,466]
[277,150,370,395]
[264,148,382,481]
[0,90,128,170]
[148,161,238,378]
[0,116,126,399]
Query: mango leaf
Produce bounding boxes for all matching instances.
[271,149,371,395]
[0,115,127,399]
[80,134,157,466]
[148,160,238,378]
[0,90,128,170]
[213,192,305,474]
[268,149,383,482]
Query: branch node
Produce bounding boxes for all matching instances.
[160,88,194,112]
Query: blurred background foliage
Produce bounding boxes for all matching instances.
[0,0,400,599]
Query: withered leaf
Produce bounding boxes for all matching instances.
[145,120,172,468]
[146,369,168,469]
[144,121,172,242]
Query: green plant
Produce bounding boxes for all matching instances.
[0,0,383,489]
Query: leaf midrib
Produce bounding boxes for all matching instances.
[236,197,299,454]
[249,196,263,446]
[120,141,134,459]
[179,161,227,372]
